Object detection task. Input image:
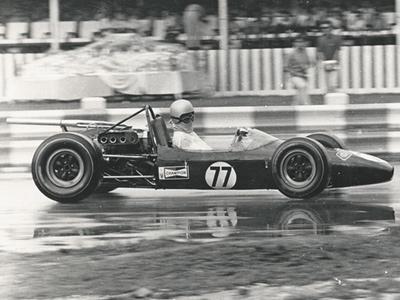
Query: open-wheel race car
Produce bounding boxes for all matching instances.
[7,105,394,203]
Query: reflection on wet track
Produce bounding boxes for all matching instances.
[0,174,396,253]
[34,194,395,242]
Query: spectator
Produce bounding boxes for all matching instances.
[93,10,112,36]
[327,10,342,29]
[231,8,248,34]
[141,7,158,37]
[162,9,182,42]
[203,13,219,36]
[314,7,328,28]
[284,33,314,105]
[183,1,206,50]
[371,11,388,31]
[258,7,272,32]
[126,9,142,34]
[316,20,341,93]
[270,10,293,33]
[110,9,132,33]
[294,8,310,32]
[348,12,366,31]
[0,22,5,39]
[162,9,181,30]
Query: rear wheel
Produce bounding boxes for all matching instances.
[93,186,117,194]
[271,137,331,199]
[32,133,102,203]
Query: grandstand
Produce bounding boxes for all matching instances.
[0,0,396,52]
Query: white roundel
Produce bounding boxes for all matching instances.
[205,162,237,189]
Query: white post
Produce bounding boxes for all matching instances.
[49,0,60,52]
[218,0,229,50]
[396,0,400,47]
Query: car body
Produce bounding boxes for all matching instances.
[7,105,394,203]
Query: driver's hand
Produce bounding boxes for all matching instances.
[237,127,249,137]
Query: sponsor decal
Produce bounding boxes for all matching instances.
[159,166,189,180]
[205,162,237,189]
[336,150,352,161]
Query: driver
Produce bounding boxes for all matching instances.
[169,99,212,150]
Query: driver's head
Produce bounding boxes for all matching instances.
[170,99,195,124]
[170,99,195,133]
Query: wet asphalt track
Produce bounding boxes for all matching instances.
[0,162,399,254]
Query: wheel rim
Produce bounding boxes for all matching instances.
[46,149,85,188]
[280,149,317,188]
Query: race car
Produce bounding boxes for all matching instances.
[6,105,394,203]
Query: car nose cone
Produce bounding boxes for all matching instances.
[382,162,394,182]
[330,150,394,188]
[354,153,394,185]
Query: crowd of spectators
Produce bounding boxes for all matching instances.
[0,0,397,50]
[230,6,395,35]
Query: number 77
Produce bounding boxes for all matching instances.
[210,166,232,188]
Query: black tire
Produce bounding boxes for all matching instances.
[31,132,102,203]
[82,129,104,159]
[307,132,346,149]
[93,186,117,194]
[271,137,331,199]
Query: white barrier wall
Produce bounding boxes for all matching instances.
[1,46,400,101]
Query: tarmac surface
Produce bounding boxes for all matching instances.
[0,161,399,299]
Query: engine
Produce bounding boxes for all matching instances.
[97,129,155,188]
[97,129,149,154]
[98,130,139,145]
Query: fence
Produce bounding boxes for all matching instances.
[198,45,400,96]
[1,45,400,101]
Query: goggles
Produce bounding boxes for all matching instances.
[173,112,195,123]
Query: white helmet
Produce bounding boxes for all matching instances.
[170,99,194,122]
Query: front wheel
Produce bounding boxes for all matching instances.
[307,132,346,149]
[271,137,331,199]
[32,132,102,203]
